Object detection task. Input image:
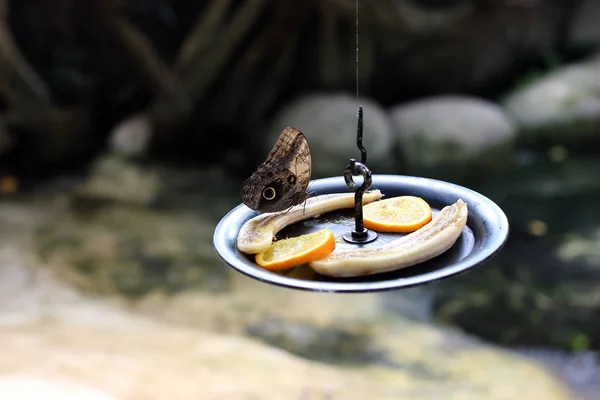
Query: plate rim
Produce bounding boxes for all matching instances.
[213,174,509,293]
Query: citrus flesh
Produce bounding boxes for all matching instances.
[255,229,336,271]
[363,196,432,233]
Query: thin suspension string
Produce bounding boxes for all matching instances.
[356,0,359,100]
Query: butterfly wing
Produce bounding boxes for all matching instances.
[280,127,311,193]
[241,127,311,213]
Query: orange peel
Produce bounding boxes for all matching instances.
[255,229,335,271]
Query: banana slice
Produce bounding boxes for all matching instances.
[310,199,468,277]
[237,190,383,254]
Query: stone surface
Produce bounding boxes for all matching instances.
[0,270,569,400]
[389,96,516,182]
[557,229,600,272]
[33,194,229,298]
[109,113,152,158]
[434,156,600,351]
[0,377,118,400]
[245,318,383,365]
[74,154,161,206]
[266,93,396,178]
[502,55,600,147]
[0,188,572,400]
[0,305,569,400]
[517,348,600,400]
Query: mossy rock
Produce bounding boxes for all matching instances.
[433,155,600,350]
[34,198,230,298]
[245,319,386,366]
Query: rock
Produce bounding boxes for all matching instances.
[380,286,436,322]
[0,185,572,400]
[517,348,600,400]
[389,96,516,182]
[0,254,34,304]
[150,164,242,214]
[0,272,570,400]
[0,305,570,400]
[502,55,600,147]
[74,153,161,206]
[0,377,117,400]
[135,278,571,400]
[32,194,229,297]
[109,113,153,158]
[245,319,384,365]
[434,156,600,351]
[569,0,600,49]
[135,273,388,334]
[0,201,81,317]
[0,177,232,299]
[557,230,600,271]
[266,93,395,178]
[76,154,241,212]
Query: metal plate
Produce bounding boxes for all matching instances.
[213,175,509,293]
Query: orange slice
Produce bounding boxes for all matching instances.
[255,229,336,271]
[363,196,432,233]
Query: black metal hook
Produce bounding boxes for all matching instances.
[357,106,367,165]
[343,106,377,244]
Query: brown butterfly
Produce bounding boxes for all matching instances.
[241,126,311,213]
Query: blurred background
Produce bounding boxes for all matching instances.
[0,0,599,399]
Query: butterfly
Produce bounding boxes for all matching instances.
[241,126,311,213]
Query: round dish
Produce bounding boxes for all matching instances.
[213,175,509,293]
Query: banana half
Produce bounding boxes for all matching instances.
[310,199,468,277]
[236,191,468,278]
[237,190,384,254]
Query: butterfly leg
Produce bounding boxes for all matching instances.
[282,203,296,215]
